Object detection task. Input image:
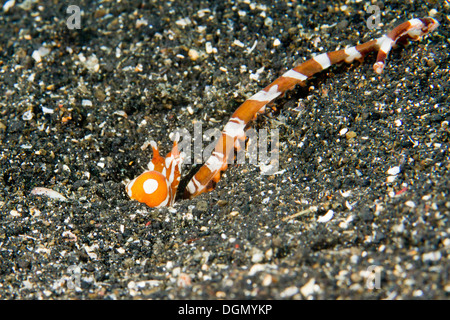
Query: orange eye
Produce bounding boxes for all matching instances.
[126,171,169,208]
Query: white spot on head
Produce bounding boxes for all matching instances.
[143,178,159,194]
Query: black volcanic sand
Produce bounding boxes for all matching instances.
[0,0,449,299]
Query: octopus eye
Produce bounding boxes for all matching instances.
[126,171,170,208]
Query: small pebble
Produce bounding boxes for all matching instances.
[188,48,199,61]
[422,251,441,262]
[346,131,357,139]
[82,99,93,107]
[205,42,213,54]
[3,0,15,12]
[251,249,264,263]
[387,166,400,175]
[264,17,273,27]
[339,128,348,135]
[280,286,298,298]
[300,278,317,297]
[405,201,416,208]
[233,39,245,48]
[175,17,191,27]
[262,274,273,286]
[42,106,54,114]
[135,18,148,28]
[31,50,42,63]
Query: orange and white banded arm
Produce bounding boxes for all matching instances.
[126,17,439,208]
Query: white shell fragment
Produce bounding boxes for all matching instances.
[42,106,54,114]
[30,187,67,202]
[386,166,400,182]
[317,210,334,223]
[22,110,34,121]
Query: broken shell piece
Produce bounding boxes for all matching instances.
[30,187,67,201]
